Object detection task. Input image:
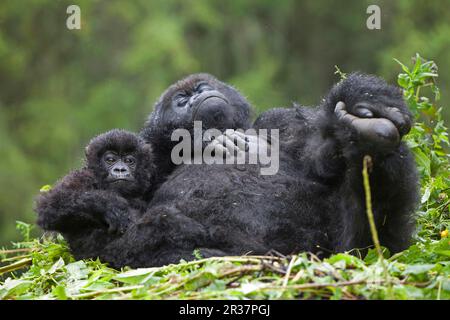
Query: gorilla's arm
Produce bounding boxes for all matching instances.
[97,207,215,268]
[35,169,131,235]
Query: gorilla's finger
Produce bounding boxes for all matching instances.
[209,140,231,158]
[356,118,400,147]
[351,102,411,136]
[227,130,250,146]
[225,131,248,152]
[353,105,374,118]
[335,101,359,125]
[215,135,240,154]
[227,130,247,141]
[376,106,411,136]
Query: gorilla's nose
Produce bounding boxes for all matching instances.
[112,164,129,176]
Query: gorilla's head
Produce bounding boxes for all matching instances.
[85,129,155,196]
[141,73,252,143]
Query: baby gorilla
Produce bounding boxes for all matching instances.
[35,129,156,260]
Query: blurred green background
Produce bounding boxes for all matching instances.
[0,0,449,245]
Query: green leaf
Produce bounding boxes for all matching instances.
[421,185,432,204]
[394,58,410,75]
[0,279,33,299]
[326,253,364,268]
[66,261,89,280]
[114,268,157,284]
[403,264,435,275]
[412,147,431,177]
[434,250,450,257]
[52,285,68,300]
[39,184,52,192]
[47,257,65,274]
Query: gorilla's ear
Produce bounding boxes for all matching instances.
[84,145,90,157]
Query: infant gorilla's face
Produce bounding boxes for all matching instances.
[86,129,155,198]
[99,149,144,196]
[101,150,137,184]
[101,149,145,197]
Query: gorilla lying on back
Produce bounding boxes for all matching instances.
[139,73,253,179]
[94,73,418,268]
[35,130,156,260]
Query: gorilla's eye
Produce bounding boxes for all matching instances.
[174,93,189,107]
[123,156,136,165]
[196,82,212,93]
[103,152,118,165]
[105,156,116,164]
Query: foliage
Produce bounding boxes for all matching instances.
[0,56,449,300]
[0,224,448,300]
[397,54,450,242]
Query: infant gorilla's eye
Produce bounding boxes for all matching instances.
[103,152,118,164]
[196,82,212,93]
[123,157,136,165]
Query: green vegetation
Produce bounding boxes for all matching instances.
[0,56,448,300]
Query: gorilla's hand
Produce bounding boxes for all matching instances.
[208,130,249,157]
[334,101,412,150]
[103,209,131,235]
[102,199,132,234]
[207,130,270,160]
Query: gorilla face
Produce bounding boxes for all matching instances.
[86,129,155,197]
[148,73,252,135]
[171,81,234,129]
[100,150,141,195]
[102,151,137,183]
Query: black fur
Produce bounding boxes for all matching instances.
[94,73,419,268]
[35,129,156,260]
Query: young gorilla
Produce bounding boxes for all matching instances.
[97,73,419,268]
[139,73,253,180]
[35,129,156,260]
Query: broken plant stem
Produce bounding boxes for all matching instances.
[362,155,390,286]
[0,258,32,275]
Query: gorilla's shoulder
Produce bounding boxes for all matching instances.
[253,106,317,146]
[253,105,314,129]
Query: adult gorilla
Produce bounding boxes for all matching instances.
[97,73,418,268]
